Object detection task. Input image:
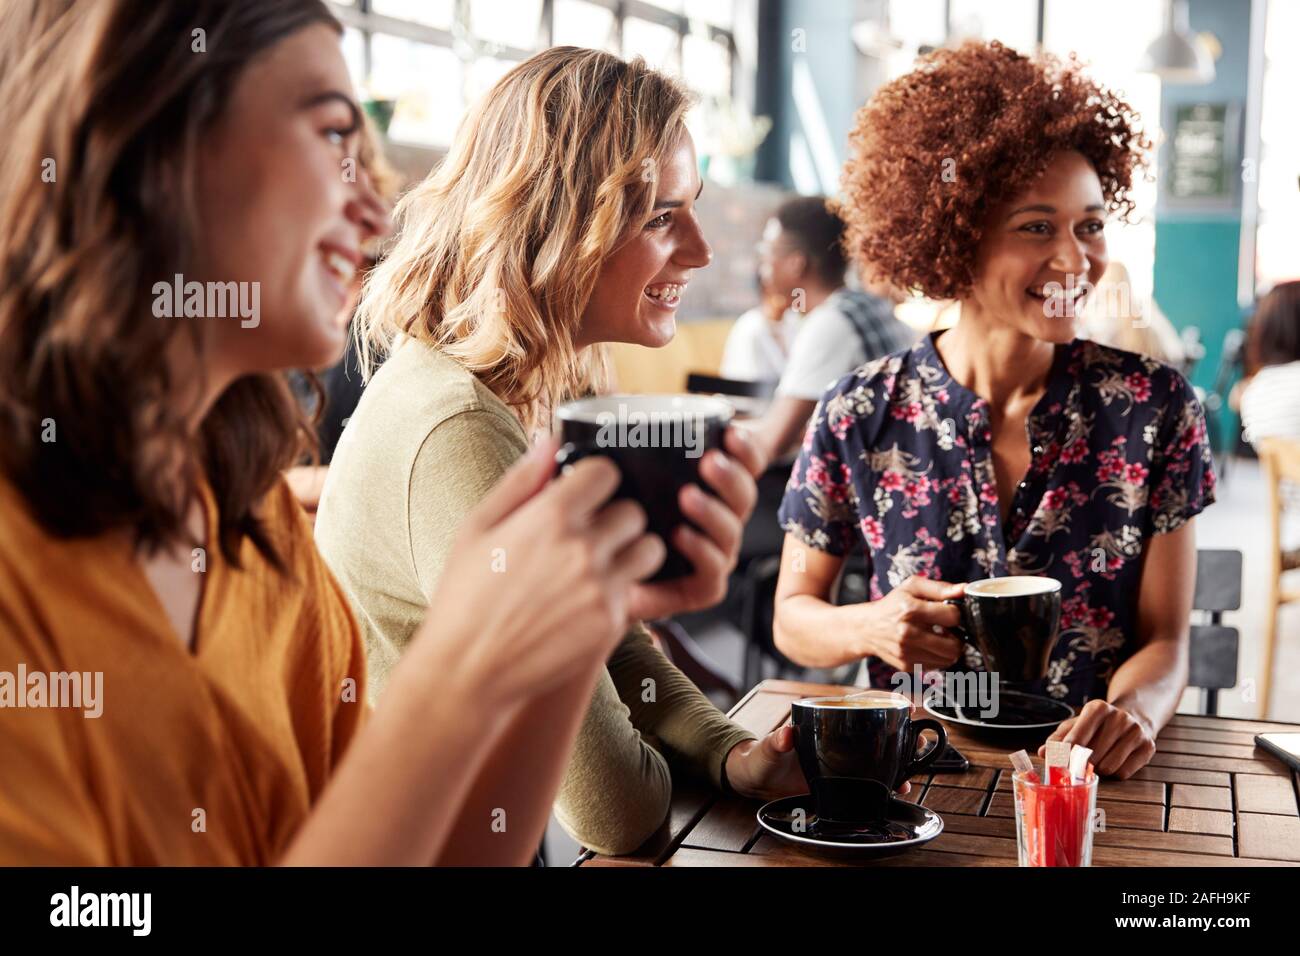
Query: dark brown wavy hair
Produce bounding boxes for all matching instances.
[839,40,1150,300]
[1245,280,1300,376]
[0,0,341,568]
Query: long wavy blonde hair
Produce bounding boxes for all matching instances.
[354,47,692,430]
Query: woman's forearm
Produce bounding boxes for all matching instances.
[774,592,869,668]
[1106,633,1188,737]
[280,642,516,866]
[607,625,754,788]
[1104,519,1194,753]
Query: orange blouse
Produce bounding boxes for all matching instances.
[0,477,367,864]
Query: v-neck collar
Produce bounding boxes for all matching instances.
[128,479,220,660]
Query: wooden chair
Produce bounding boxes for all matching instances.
[1258,437,1300,718]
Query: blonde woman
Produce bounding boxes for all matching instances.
[315,48,807,858]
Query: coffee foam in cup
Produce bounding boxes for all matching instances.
[800,691,910,710]
[965,576,1061,598]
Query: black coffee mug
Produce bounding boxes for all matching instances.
[790,692,947,823]
[947,575,1063,683]
[555,394,733,582]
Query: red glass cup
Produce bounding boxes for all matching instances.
[1012,766,1098,867]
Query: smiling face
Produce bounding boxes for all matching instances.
[195,23,389,378]
[967,150,1109,343]
[577,130,712,349]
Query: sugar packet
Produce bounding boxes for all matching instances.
[1045,740,1072,784]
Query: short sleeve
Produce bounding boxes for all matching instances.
[776,309,863,401]
[777,390,862,556]
[262,478,372,789]
[1147,370,1217,535]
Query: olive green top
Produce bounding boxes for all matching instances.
[313,338,755,855]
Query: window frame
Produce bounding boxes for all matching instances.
[329,0,741,148]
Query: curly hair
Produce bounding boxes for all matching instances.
[838,40,1149,300]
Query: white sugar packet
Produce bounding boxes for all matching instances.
[1044,740,1071,782]
[1069,745,1093,783]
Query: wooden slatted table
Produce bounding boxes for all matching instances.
[582,679,1300,867]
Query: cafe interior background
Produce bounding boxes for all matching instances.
[325,0,1300,861]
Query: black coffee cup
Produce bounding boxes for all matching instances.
[555,394,733,582]
[947,575,1063,683]
[790,691,947,823]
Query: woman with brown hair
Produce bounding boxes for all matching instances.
[1239,281,1300,448]
[315,47,807,857]
[773,41,1216,779]
[0,0,666,865]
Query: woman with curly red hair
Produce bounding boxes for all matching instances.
[773,41,1216,779]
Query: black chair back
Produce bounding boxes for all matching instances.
[1194,549,1242,617]
[1188,625,1239,699]
[686,372,777,400]
[1189,549,1243,715]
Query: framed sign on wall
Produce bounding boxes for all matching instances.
[1166,101,1243,209]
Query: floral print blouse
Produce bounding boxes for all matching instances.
[778,331,1217,705]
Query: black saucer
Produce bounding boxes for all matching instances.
[756,795,943,857]
[924,686,1074,744]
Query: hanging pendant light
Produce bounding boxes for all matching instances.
[1139,0,1215,84]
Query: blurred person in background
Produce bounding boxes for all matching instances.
[719,268,803,385]
[729,196,914,469]
[1237,281,1300,448]
[1078,261,1187,368]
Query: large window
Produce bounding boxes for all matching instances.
[329,0,740,150]
[949,0,1038,55]
[1255,0,1300,289]
[1043,0,1164,310]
